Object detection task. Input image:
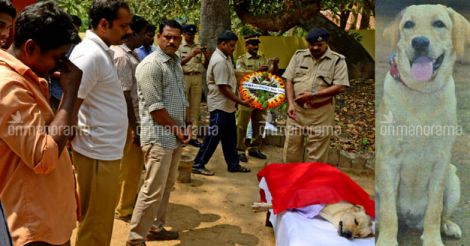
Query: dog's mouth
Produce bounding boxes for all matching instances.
[338,221,353,239]
[408,53,445,81]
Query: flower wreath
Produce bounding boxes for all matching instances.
[239,72,286,109]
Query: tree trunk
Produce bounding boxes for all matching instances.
[300,14,375,79]
[199,0,231,53]
[340,10,350,30]
[360,9,371,29]
[360,0,373,29]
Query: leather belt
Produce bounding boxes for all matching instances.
[184,71,201,75]
[301,97,333,109]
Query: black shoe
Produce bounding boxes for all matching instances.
[238,153,248,162]
[192,167,215,176]
[228,165,251,173]
[126,240,146,246]
[248,149,267,159]
[188,139,202,147]
[146,228,179,241]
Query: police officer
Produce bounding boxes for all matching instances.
[177,24,210,147]
[236,34,279,162]
[283,28,349,163]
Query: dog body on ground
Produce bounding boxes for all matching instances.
[252,201,374,239]
[319,201,373,239]
[376,4,470,246]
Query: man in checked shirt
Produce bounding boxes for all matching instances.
[127,20,191,245]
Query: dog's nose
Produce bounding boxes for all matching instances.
[412,36,430,51]
[340,230,353,239]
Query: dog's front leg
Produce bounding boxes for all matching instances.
[376,156,400,246]
[422,159,449,246]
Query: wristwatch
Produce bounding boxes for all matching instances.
[311,87,317,97]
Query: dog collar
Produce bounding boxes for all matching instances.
[389,53,411,89]
[389,53,400,80]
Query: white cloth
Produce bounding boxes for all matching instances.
[70,30,128,161]
[259,178,374,246]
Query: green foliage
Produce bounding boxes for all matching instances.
[55,0,370,34]
[128,0,201,26]
[55,0,201,31]
[348,31,362,42]
[55,0,91,32]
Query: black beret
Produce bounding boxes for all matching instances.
[306,28,329,43]
[182,24,197,34]
[244,33,260,44]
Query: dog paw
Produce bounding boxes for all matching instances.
[376,236,398,246]
[422,233,444,246]
[442,219,462,238]
[422,240,444,246]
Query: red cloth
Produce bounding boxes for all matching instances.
[12,0,38,12]
[258,162,375,218]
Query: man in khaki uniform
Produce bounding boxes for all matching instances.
[177,24,209,147]
[236,34,279,162]
[283,28,349,163]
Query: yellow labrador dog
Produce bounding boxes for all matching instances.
[377,5,470,246]
[252,201,374,239]
[319,202,374,239]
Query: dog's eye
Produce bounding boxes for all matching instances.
[433,20,446,28]
[404,21,415,29]
[354,219,359,225]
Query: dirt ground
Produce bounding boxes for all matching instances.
[376,11,470,245]
[70,144,374,246]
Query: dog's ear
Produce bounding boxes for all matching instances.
[448,7,470,55]
[383,9,405,48]
[353,205,365,212]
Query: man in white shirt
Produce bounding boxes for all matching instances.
[69,1,132,245]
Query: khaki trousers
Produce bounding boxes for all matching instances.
[72,151,121,246]
[115,128,144,217]
[184,74,202,138]
[128,144,182,242]
[236,105,267,152]
[283,103,335,163]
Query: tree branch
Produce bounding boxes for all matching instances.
[234,0,321,33]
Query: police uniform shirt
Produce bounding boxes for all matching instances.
[283,47,349,102]
[236,52,268,72]
[177,40,205,74]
